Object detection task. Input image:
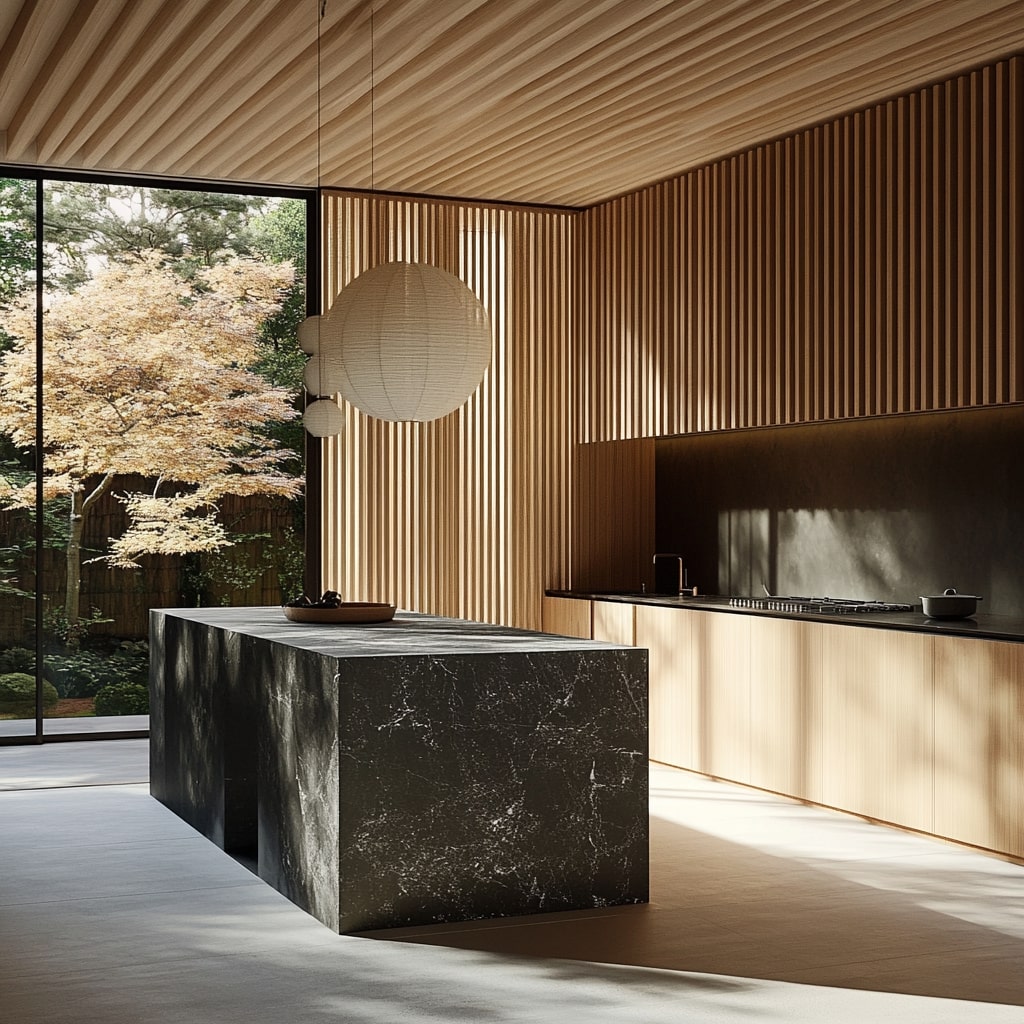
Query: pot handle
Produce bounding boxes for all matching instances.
[943,588,958,596]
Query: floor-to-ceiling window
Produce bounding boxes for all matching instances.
[0,172,314,743]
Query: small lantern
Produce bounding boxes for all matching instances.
[296,316,322,354]
[302,356,345,398]
[302,398,344,437]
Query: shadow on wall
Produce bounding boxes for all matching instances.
[656,405,1024,613]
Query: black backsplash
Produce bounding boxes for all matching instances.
[655,405,1024,615]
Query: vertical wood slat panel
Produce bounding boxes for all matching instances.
[572,437,655,593]
[581,55,1023,442]
[316,55,1021,632]
[319,191,575,630]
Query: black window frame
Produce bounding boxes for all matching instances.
[0,165,319,746]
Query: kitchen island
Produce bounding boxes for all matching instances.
[150,606,648,933]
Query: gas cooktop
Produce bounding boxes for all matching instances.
[729,596,914,614]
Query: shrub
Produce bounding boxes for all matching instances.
[94,682,149,716]
[46,640,149,698]
[46,650,120,697]
[0,672,59,715]
[0,646,35,675]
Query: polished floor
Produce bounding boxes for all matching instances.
[2,741,1023,1023]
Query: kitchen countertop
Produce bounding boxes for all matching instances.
[547,590,1024,643]
[157,605,635,655]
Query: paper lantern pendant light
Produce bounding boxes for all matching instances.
[302,355,345,398]
[302,398,344,437]
[323,261,492,422]
[296,316,321,354]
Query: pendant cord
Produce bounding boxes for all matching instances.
[316,0,326,384]
[317,0,325,188]
[370,4,375,193]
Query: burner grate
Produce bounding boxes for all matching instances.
[729,596,913,614]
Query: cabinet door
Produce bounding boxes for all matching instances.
[635,605,695,769]
[593,601,635,646]
[692,611,751,784]
[541,596,591,638]
[816,623,932,832]
[933,635,1024,858]
[748,616,822,800]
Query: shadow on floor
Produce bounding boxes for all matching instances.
[363,811,1024,1006]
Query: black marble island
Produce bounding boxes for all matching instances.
[150,606,648,933]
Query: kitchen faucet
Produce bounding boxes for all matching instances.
[652,553,698,596]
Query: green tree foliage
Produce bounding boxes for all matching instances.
[0,178,35,307]
[250,199,306,273]
[0,179,37,480]
[247,199,309,471]
[41,183,268,287]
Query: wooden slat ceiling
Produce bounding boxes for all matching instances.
[1,0,1023,207]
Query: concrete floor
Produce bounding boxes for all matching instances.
[2,741,1023,1023]
[0,714,148,739]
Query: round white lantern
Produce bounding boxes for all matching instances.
[302,356,346,397]
[296,316,321,354]
[321,261,492,422]
[302,398,344,437]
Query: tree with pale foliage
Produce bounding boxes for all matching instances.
[0,251,301,625]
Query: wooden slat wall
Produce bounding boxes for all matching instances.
[572,438,655,592]
[580,55,1024,442]
[318,56,1022,628]
[319,191,575,630]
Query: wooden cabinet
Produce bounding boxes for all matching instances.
[633,603,1024,859]
[639,610,935,832]
[541,597,635,643]
[932,634,1024,857]
[635,607,752,780]
[592,600,635,646]
[635,605,696,769]
[546,594,1024,859]
[748,616,822,800]
[541,596,592,638]
[815,623,932,833]
[692,611,751,783]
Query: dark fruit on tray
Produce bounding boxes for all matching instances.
[285,590,342,609]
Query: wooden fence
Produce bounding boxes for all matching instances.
[0,479,302,645]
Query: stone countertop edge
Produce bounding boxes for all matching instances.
[151,606,640,657]
[547,590,1024,644]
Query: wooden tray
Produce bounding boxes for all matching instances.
[282,602,396,624]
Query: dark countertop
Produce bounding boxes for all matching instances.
[546,590,1024,644]
[153,605,635,656]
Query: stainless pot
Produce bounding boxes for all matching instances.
[920,588,982,619]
